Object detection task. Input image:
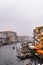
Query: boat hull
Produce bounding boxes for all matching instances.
[17,53,31,59]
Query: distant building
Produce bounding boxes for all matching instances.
[0,32,8,45]
[3,31,17,43]
[22,36,30,42]
[0,31,17,45]
[17,36,23,42]
[17,36,33,42]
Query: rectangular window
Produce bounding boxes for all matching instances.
[41,39,43,41]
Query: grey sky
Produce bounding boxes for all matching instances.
[0,0,43,36]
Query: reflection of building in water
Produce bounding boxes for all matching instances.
[0,31,17,45]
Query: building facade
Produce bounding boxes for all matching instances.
[17,36,33,42]
[3,31,17,43]
[0,31,17,45]
[33,26,43,46]
[0,32,8,45]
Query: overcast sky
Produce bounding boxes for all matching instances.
[0,0,43,36]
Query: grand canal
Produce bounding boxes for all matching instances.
[0,43,42,65]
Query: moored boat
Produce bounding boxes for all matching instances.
[26,63,32,65]
[16,42,32,59]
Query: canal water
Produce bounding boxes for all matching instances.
[0,43,42,65]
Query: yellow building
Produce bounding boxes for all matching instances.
[33,26,43,58]
[33,26,43,46]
